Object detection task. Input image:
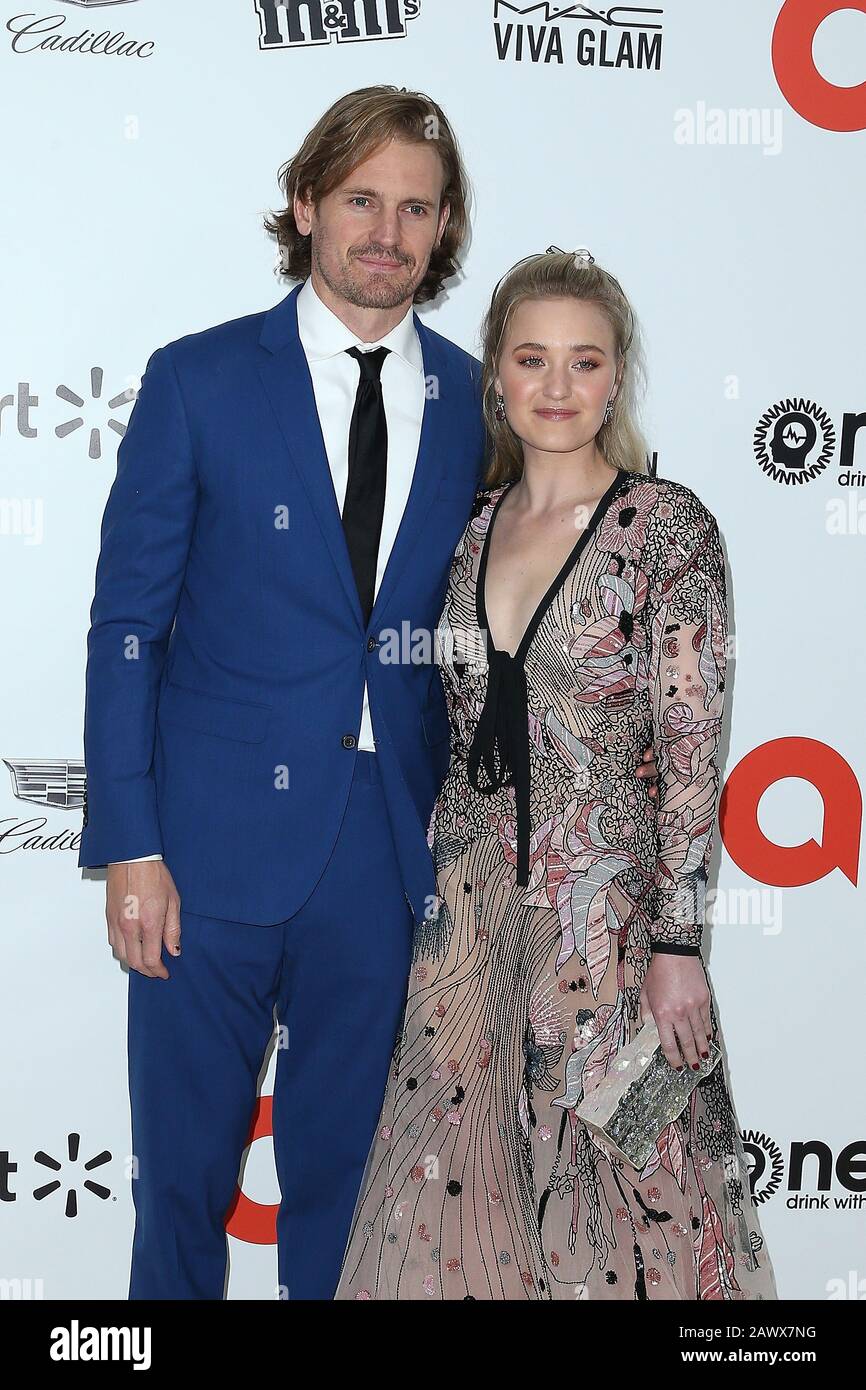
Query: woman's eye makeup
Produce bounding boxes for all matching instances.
[515,354,599,370]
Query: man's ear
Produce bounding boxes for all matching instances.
[294,186,314,236]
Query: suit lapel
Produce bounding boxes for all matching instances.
[256,284,449,634]
[369,313,448,627]
[257,285,364,627]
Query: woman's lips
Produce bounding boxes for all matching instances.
[534,408,578,420]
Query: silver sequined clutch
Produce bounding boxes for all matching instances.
[575,1020,721,1171]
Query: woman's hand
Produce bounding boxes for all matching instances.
[639,952,712,1071]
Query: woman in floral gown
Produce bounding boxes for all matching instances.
[334,249,777,1301]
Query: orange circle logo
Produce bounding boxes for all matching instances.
[225,1096,278,1245]
[720,738,861,886]
[772,0,866,131]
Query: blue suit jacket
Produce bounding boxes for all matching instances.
[78,283,486,925]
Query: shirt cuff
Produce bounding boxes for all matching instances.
[107,854,163,863]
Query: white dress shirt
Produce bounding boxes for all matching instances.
[112,275,426,863]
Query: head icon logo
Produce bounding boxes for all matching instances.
[741,1130,785,1204]
[754,397,835,484]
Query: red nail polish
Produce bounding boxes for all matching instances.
[700,1050,709,1059]
[691,1062,700,1070]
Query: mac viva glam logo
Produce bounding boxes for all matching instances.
[6,5,155,57]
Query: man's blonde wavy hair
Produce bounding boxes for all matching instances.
[263,85,470,304]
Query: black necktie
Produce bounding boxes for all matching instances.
[342,345,390,626]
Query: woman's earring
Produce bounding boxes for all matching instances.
[603,396,615,425]
[495,392,506,423]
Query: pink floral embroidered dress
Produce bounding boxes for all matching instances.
[335,467,778,1301]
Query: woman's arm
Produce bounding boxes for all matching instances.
[640,488,728,1068]
[646,493,728,955]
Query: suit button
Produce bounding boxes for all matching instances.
[367,636,378,651]
[341,734,356,749]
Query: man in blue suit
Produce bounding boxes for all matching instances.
[79,85,656,1300]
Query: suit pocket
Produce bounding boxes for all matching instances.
[157,680,272,744]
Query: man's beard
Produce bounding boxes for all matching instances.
[314,242,420,310]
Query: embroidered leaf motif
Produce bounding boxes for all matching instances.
[693,1191,740,1300]
[580,881,613,997]
[543,709,595,773]
[658,1121,687,1191]
[598,571,634,616]
[559,852,631,977]
[552,1002,620,1110]
[567,615,624,664]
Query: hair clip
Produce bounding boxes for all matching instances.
[490,245,598,306]
[544,244,595,266]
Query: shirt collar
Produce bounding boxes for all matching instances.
[296,275,423,372]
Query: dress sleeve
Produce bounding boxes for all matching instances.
[646,494,728,956]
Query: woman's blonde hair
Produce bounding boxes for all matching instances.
[480,249,651,487]
[263,85,470,304]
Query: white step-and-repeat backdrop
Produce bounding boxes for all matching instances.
[1,0,864,1300]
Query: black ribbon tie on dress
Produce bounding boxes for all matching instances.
[466,646,532,887]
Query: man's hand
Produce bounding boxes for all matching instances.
[636,743,659,799]
[106,861,182,979]
[639,953,711,1071]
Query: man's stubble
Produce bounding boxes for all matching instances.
[311,228,423,312]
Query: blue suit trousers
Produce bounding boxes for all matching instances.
[126,751,413,1300]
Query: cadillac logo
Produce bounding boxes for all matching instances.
[3,759,86,811]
